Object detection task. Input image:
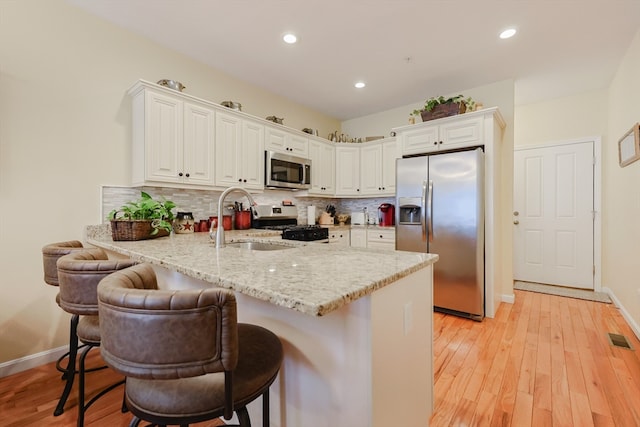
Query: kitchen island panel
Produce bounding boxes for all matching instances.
[152,264,433,427]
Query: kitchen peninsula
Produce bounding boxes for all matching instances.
[86,226,438,427]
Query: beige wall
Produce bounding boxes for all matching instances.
[515,89,608,146]
[0,0,340,364]
[514,29,640,334]
[605,29,640,332]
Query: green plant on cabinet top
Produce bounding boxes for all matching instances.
[412,95,476,121]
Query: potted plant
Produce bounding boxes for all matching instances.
[107,191,176,241]
[412,95,475,122]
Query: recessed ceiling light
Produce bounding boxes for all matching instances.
[283,33,297,44]
[355,82,366,89]
[499,28,517,39]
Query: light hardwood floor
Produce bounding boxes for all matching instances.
[432,289,640,427]
[1,289,639,426]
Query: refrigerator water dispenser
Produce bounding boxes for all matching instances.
[398,198,422,225]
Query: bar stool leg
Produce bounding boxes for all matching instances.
[54,314,79,416]
[77,344,90,427]
[263,390,270,426]
[76,342,125,427]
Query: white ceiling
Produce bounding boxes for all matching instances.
[68,0,640,120]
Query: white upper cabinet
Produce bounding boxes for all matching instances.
[335,145,361,196]
[240,120,265,189]
[129,83,215,188]
[265,125,309,158]
[359,143,382,195]
[215,111,264,190]
[359,138,398,196]
[398,114,484,156]
[381,138,399,194]
[142,90,183,184]
[308,138,335,195]
[183,102,216,186]
[335,138,398,197]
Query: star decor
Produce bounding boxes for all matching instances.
[183,222,193,231]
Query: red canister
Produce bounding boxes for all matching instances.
[235,211,251,230]
[209,215,233,230]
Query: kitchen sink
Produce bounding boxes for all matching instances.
[226,241,294,251]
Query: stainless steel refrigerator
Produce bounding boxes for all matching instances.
[395,148,485,320]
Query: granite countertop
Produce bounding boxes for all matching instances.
[85,225,437,317]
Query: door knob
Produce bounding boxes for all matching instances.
[513,211,519,216]
[513,220,520,225]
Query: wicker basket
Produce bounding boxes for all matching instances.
[420,102,466,122]
[110,220,170,241]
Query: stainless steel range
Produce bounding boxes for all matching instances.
[252,205,329,242]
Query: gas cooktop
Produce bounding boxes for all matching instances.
[251,205,329,241]
[266,224,329,242]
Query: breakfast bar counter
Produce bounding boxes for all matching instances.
[86,225,438,427]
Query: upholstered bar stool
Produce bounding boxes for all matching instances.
[98,263,284,427]
[42,240,87,416]
[56,248,138,427]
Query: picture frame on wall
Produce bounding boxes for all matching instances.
[618,123,640,167]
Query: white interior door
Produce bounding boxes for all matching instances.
[513,141,594,289]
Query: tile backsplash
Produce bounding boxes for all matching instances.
[101,186,394,225]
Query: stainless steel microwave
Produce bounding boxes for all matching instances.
[265,151,311,190]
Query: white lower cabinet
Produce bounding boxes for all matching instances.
[350,228,367,248]
[366,228,396,250]
[350,227,395,250]
[328,229,350,246]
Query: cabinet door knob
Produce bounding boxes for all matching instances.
[178,172,183,177]
[185,173,190,178]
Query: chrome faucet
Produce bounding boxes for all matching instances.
[210,187,256,248]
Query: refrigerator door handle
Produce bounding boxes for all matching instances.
[421,180,427,241]
[427,180,434,243]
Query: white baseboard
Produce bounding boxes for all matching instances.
[0,346,68,378]
[603,287,640,341]
[501,293,515,304]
